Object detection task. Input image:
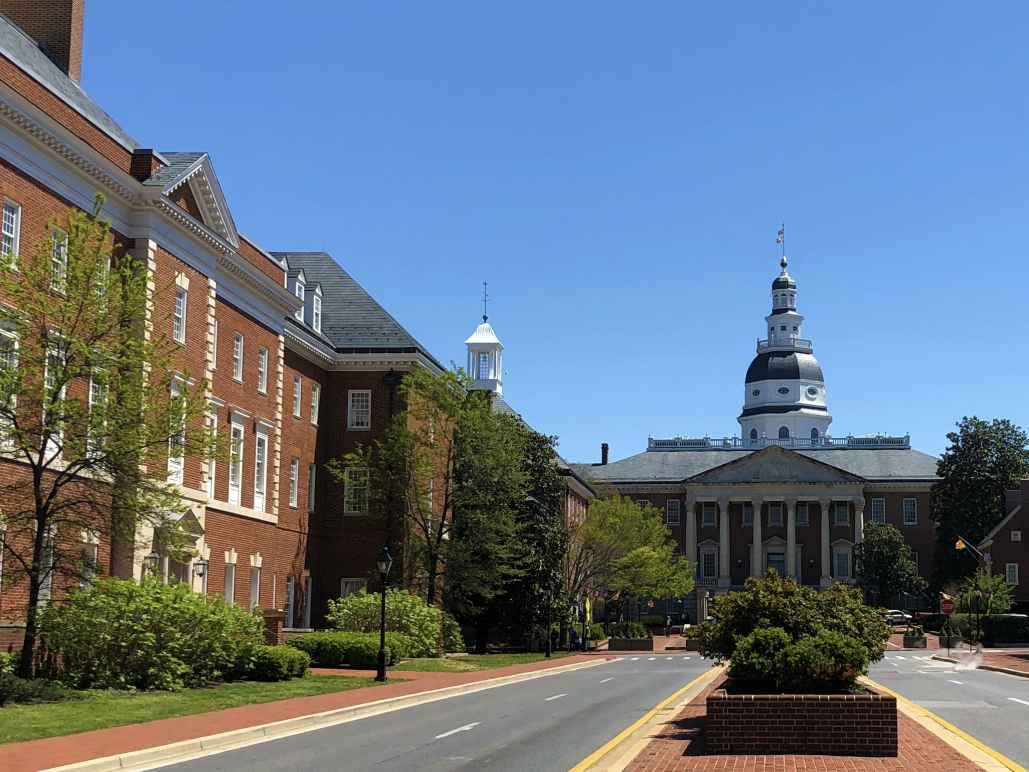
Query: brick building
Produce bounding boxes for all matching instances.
[573,256,941,618]
[980,481,1029,610]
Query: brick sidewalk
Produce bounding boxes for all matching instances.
[2,654,600,772]
[985,651,1029,674]
[625,679,980,771]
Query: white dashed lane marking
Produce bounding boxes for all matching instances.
[1009,698,1029,707]
[631,657,640,661]
[948,680,964,685]
[545,693,568,702]
[435,722,480,740]
[647,657,656,661]
[599,677,614,684]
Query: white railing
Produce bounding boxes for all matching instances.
[647,434,911,451]
[756,337,813,353]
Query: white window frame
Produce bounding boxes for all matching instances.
[312,294,322,333]
[294,280,305,320]
[256,347,268,394]
[870,497,886,524]
[902,498,918,526]
[833,501,850,526]
[38,526,55,606]
[307,462,316,513]
[289,457,299,507]
[310,383,320,425]
[347,389,371,430]
[173,287,187,344]
[340,578,365,597]
[699,544,718,581]
[796,501,809,527]
[0,327,15,450]
[232,333,244,382]
[224,562,236,605]
[832,544,852,579]
[344,467,369,514]
[2,199,20,264]
[478,351,490,379]
[665,499,680,526]
[285,576,295,627]
[50,228,68,293]
[768,501,783,527]
[1012,530,1022,543]
[636,499,651,508]
[205,408,217,499]
[228,420,244,505]
[293,376,302,418]
[87,369,107,458]
[167,379,185,484]
[1006,563,1019,586]
[250,566,261,610]
[701,502,716,528]
[253,428,268,513]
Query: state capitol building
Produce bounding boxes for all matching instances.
[573,257,940,606]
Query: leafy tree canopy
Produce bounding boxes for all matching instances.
[853,523,925,607]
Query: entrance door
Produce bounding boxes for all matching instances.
[766,552,786,577]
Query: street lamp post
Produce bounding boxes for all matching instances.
[375,545,393,682]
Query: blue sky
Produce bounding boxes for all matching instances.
[84,2,1028,463]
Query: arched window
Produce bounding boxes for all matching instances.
[778,426,790,440]
[750,428,758,440]
[810,427,819,440]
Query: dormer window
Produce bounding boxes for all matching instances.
[312,294,322,333]
[294,280,304,321]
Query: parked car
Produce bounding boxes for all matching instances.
[884,609,912,625]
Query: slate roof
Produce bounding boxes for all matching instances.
[0,14,139,150]
[272,251,443,368]
[572,446,940,484]
[142,152,205,188]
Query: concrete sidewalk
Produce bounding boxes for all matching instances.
[3,654,603,772]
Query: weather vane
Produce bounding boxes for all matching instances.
[482,280,489,322]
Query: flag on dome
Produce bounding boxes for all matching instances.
[776,226,784,245]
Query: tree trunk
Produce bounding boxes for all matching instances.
[18,520,48,678]
[475,619,489,654]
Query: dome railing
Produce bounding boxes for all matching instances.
[756,337,813,354]
[648,434,911,451]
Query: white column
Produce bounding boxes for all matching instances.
[820,497,832,587]
[786,498,797,580]
[685,494,697,569]
[854,496,865,545]
[718,497,731,587]
[751,497,763,577]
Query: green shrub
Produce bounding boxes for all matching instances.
[327,589,442,657]
[984,615,1029,644]
[249,646,310,681]
[38,578,264,690]
[607,622,648,639]
[0,673,66,707]
[639,614,666,626]
[728,627,790,689]
[0,651,13,675]
[287,631,394,668]
[782,629,869,691]
[701,574,889,665]
[384,632,417,660]
[918,613,949,632]
[442,612,465,653]
[588,623,607,641]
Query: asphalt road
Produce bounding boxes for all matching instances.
[868,652,1029,766]
[158,654,713,772]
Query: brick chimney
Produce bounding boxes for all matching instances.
[601,442,609,465]
[1,0,85,82]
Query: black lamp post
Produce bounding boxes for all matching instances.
[375,545,393,682]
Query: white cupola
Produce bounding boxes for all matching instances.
[465,313,503,395]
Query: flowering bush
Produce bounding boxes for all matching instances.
[326,589,443,657]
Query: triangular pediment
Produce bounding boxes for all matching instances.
[152,152,240,247]
[687,445,865,484]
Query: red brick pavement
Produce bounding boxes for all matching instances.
[625,679,980,772]
[2,654,601,772]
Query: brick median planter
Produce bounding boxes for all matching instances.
[705,687,898,757]
[609,637,655,651]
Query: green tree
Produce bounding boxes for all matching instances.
[932,416,1029,587]
[0,196,218,676]
[853,523,925,607]
[956,569,1013,616]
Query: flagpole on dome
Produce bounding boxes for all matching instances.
[776,223,785,258]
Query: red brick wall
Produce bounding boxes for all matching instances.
[237,236,286,285]
[0,0,84,81]
[706,689,898,756]
[987,482,1029,603]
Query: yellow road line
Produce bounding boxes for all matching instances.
[863,676,1026,772]
[568,665,723,772]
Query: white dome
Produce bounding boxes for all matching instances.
[465,320,501,345]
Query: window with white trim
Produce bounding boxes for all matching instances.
[167,379,185,484]
[257,347,268,394]
[742,503,753,527]
[902,498,918,526]
[224,562,236,605]
[833,501,850,526]
[344,468,369,514]
[0,328,18,449]
[289,457,299,507]
[1012,530,1022,543]
[768,501,783,527]
[699,546,718,580]
[636,499,651,508]
[173,288,187,343]
[87,369,107,457]
[870,497,886,524]
[307,463,316,513]
[796,501,809,527]
[294,280,305,320]
[347,390,370,430]
[38,526,55,606]
[228,421,244,505]
[833,546,851,579]
[478,352,490,379]
[1006,563,1019,585]
[232,333,244,382]
[250,566,261,610]
[1,200,20,264]
[43,344,66,454]
[340,578,365,597]
[312,294,322,333]
[702,502,716,527]
[310,384,320,425]
[50,228,67,292]
[253,430,268,512]
[293,376,302,418]
[285,576,295,627]
[80,532,99,586]
[205,409,217,498]
[665,499,680,526]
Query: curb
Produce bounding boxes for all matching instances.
[931,655,1029,679]
[44,657,609,772]
[569,665,725,772]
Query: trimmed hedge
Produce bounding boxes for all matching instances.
[249,646,311,681]
[327,589,442,657]
[950,614,1029,644]
[0,673,65,707]
[288,631,404,669]
[607,622,648,639]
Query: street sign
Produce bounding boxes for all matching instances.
[941,598,955,615]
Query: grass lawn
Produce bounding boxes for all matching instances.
[393,651,572,673]
[0,675,379,746]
